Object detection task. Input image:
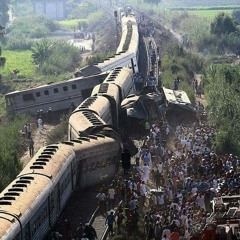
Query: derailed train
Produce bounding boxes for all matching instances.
[5,11,139,117]
[0,10,139,240]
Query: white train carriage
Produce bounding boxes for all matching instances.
[116,13,139,55]
[68,110,106,140]
[103,67,135,101]
[0,144,76,240]
[5,73,107,116]
[62,132,121,188]
[91,82,120,126]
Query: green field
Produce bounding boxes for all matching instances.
[58,18,87,29]
[187,9,234,19]
[1,50,35,80]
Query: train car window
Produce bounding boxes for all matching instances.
[54,88,59,93]
[72,84,77,90]
[36,92,41,97]
[44,90,49,96]
[23,93,34,102]
[63,86,68,92]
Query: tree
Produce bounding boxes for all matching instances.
[210,13,237,36]
[31,39,55,68]
[205,65,240,154]
[0,0,9,27]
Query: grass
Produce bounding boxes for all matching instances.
[187,9,233,19]
[1,50,35,80]
[58,19,88,29]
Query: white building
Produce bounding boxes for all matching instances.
[33,0,66,20]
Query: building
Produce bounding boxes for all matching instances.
[33,0,66,20]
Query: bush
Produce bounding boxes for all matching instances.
[86,51,114,65]
[8,15,60,38]
[0,115,31,191]
[171,63,181,74]
[67,2,96,19]
[4,32,33,50]
[46,115,68,144]
[33,40,81,75]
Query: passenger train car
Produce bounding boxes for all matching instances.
[5,73,107,116]
[68,67,135,139]
[0,129,121,239]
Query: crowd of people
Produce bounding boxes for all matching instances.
[91,115,240,240]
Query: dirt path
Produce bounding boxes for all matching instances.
[194,73,207,106]
[21,124,57,167]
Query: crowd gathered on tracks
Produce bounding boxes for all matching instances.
[51,111,240,240]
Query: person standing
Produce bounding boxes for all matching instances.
[29,137,34,157]
[106,211,116,236]
[155,169,162,190]
[24,123,28,138]
[65,219,73,240]
[108,185,115,210]
[37,117,43,134]
[96,190,106,214]
[75,223,84,240]
[27,123,31,139]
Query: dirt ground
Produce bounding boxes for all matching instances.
[21,124,57,167]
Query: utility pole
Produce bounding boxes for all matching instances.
[114,10,119,48]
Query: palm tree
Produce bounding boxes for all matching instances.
[31,39,55,68]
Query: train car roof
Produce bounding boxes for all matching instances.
[0,175,50,212]
[73,95,110,113]
[163,87,191,105]
[162,87,195,112]
[18,144,75,179]
[62,134,120,158]
[69,110,106,136]
[104,67,133,86]
[117,14,138,54]
[91,82,120,99]
[0,174,50,238]
[5,73,106,96]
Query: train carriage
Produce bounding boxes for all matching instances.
[91,83,120,126]
[68,110,106,140]
[5,74,107,116]
[104,67,135,101]
[63,130,121,188]
[0,145,76,240]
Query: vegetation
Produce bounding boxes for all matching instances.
[204,64,240,154]
[187,9,233,19]
[1,50,35,80]
[46,115,68,144]
[210,12,237,36]
[0,116,31,191]
[7,15,60,39]
[160,43,204,103]
[86,51,115,65]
